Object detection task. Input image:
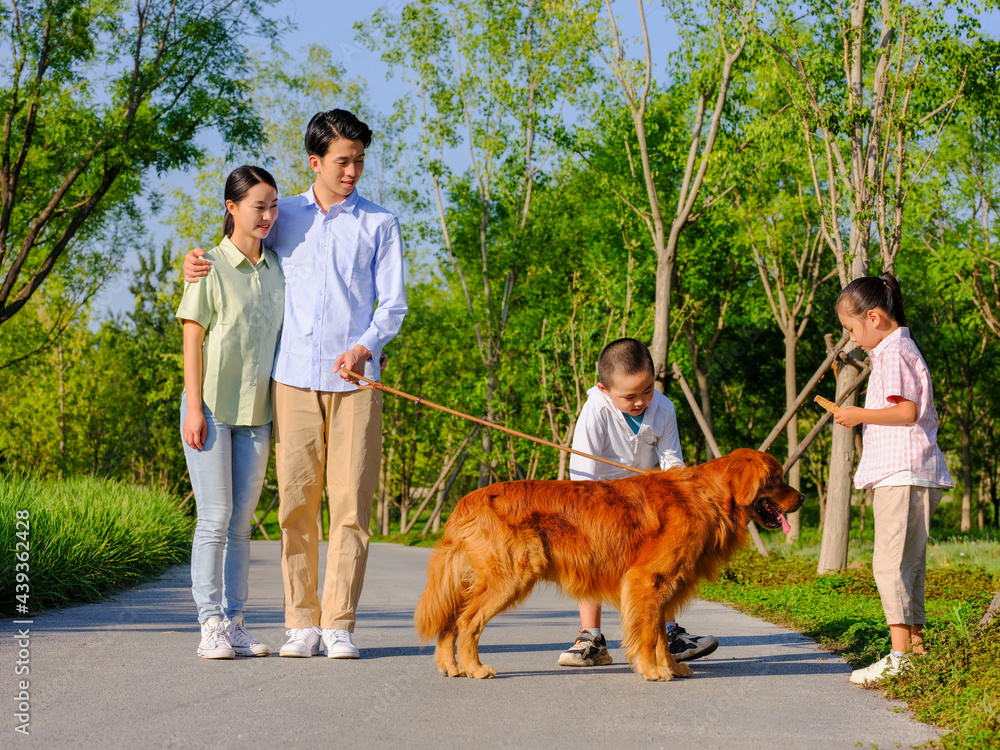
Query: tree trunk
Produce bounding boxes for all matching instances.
[400,488,409,534]
[556,415,576,481]
[992,473,999,529]
[375,455,387,534]
[981,588,1000,628]
[817,351,863,573]
[650,226,671,393]
[978,479,986,531]
[479,367,499,487]
[381,446,394,536]
[785,335,801,543]
[960,423,972,532]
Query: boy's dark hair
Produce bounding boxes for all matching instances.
[597,338,655,387]
[304,109,372,157]
[837,272,909,328]
[223,165,277,239]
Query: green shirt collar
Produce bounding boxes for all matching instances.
[218,235,270,269]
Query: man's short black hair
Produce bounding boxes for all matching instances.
[304,109,373,157]
[597,338,655,387]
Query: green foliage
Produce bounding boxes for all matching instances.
[0,0,281,332]
[883,620,1000,750]
[0,244,187,489]
[0,473,194,616]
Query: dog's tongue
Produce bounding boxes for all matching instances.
[778,511,791,535]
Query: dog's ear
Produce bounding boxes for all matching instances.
[724,449,776,507]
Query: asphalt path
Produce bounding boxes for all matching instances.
[3,541,942,749]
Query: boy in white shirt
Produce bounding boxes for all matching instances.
[558,338,719,667]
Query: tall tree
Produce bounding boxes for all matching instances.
[0,0,279,335]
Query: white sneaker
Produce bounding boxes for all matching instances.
[279,627,322,657]
[198,616,235,659]
[225,615,271,657]
[849,653,905,684]
[322,628,360,659]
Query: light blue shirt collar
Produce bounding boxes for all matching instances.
[302,185,360,216]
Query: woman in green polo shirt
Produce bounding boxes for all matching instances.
[177,166,284,659]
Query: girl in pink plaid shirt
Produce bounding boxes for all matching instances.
[834,273,953,685]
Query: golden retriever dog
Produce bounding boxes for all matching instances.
[414,448,803,681]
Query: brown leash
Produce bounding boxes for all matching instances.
[343,369,644,476]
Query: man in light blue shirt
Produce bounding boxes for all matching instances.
[185,109,406,659]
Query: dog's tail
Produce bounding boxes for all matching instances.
[414,531,469,643]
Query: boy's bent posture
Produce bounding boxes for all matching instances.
[559,338,719,667]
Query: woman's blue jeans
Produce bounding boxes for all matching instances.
[181,393,271,623]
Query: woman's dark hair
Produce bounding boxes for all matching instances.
[223,166,277,238]
[304,109,373,157]
[598,338,655,388]
[836,272,909,328]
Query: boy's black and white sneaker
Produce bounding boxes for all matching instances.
[668,624,718,662]
[558,630,614,667]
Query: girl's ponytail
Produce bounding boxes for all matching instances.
[877,273,908,329]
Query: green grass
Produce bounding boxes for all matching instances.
[882,617,1000,749]
[0,474,195,617]
[701,548,1000,749]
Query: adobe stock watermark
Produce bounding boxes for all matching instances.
[12,508,32,736]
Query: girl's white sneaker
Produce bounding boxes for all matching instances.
[197,616,236,659]
[226,615,271,657]
[849,653,905,684]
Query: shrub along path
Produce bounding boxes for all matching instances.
[2,542,941,748]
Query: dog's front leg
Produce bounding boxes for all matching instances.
[654,623,692,678]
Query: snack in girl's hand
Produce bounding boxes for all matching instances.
[814,395,841,414]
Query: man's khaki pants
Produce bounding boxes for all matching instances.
[872,485,942,627]
[273,381,382,630]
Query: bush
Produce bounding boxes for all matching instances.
[0,474,194,616]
